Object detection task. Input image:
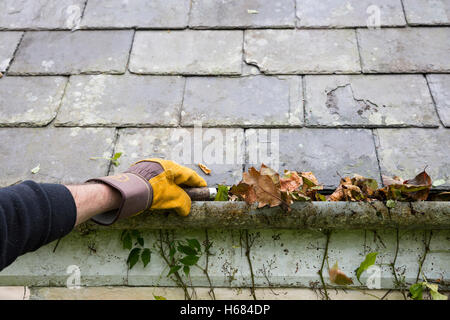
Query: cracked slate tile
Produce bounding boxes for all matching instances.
[296,0,406,27]
[181,76,303,127]
[403,0,450,25]
[189,0,295,28]
[0,0,85,29]
[129,31,243,75]
[113,128,244,186]
[55,75,184,127]
[305,75,439,127]
[0,76,67,126]
[81,0,190,28]
[245,128,380,189]
[357,28,450,73]
[244,29,360,74]
[0,32,22,72]
[0,127,115,186]
[427,74,450,127]
[8,31,134,75]
[375,128,450,188]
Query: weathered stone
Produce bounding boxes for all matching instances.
[427,74,450,127]
[189,0,295,28]
[55,75,184,127]
[9,31,134,75]
[305,75,439,127]
[0,76,67,126]
[0,0,85,29]
[403,0,450,25]
[129,31,243,75]
[245,128,380,188]
[375,128,450,188]
[244,30,360,74]
[81,0,190,28]
[181,76,303,127]
[0,127,115,186]
[113,128,245,186]
[296,0,406,27]
[0,32,22,72]
[89,201,450,231]
[357,28,450,73]
[2,226,447,289]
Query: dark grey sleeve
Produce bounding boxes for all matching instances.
[0,181,77,271]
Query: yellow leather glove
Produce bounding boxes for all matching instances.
[87,158,207,225]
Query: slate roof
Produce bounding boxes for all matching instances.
[0,0,449,190]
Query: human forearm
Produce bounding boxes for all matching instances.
[65,183,122,226]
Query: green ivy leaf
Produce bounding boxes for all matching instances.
[122,232,132,250]
[430,290,448,300]
[153,294,166,300]
[131,230,140,238]
[386,199,396,209]
[425,283,448,300]
[180,255,200,266]
[137,237,144,247]
[409,283,424,300]
[315,193,326,201]
[112,152,122,160]
[356,252,378,283]
[141,248,151,268]
[183,266,190,277]
[187,239,201,252]
[30,164,40,174]
[169,246,176,258]
[214,185,229,201]
[177,245,197,256]
[127,248,141,269]
[168,265,181,276]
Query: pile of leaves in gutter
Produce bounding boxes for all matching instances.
[216,164,449,212]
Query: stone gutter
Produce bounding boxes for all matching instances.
[83,201,450,231]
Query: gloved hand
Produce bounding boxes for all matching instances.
[87,158,207,225]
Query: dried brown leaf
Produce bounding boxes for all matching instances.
[329,262,353,286]
[280,170,302,192]
[246,167,282,208]
[260,163,280,186]
[198,163,211,175]
[230,183,256,205]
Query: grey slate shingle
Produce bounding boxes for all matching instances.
[245,128,381,189]
[403,0,450,25]
[0,0,85,29]
[190,0,296,28]
[113,128,245,186]
[81,0,190,29]
[375,128,450,188]
[55,75,184,127]
[427,74,450,127]
[181,76,303,127]
[296,0,406,27]
[8,31,134,75]
[357,28,450,73]
[244,29,361,74]
[304,75,439,127]
[0,76,67,126]
[0,32,22,72]
[129,31,243,75]
[0,127,115,187]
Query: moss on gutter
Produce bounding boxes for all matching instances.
[81,201,450,231]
